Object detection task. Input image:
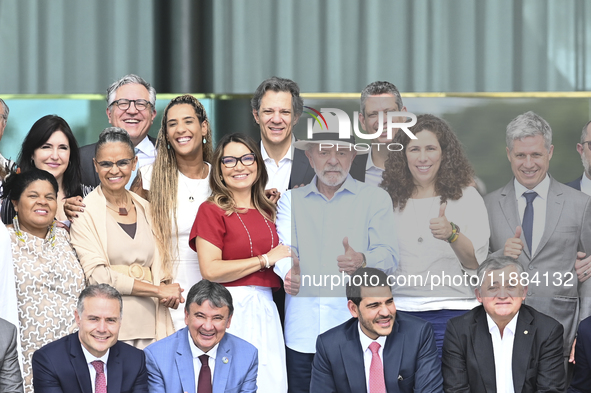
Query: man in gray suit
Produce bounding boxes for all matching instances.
[484,111,591,364]
[0,318,23,393]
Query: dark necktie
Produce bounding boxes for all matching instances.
[197,354,212,393]
[91,360,106,393]
[522,191,538,253]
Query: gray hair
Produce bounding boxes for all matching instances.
[580,120,591,144]
[106,74,156,109]
[0,98,8,121]
[95,127,135,157]
[251,76,303,122]
[185,279,234,316]
[476,256,525,290]
[77,284,123,318]
[360,81,403,115]
[506,111,552,151]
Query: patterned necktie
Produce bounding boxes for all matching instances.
[197,354,212,393]
[91,360,106,393]
[369,342,386,393]
[522,191,538,253]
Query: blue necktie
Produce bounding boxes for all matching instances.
[522,191,538,254]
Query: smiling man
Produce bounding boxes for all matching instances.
[442,257,565,392]
[485,111,591,365]
[310,267,442,393]
[144,280,258,393]
[32,284,149,393]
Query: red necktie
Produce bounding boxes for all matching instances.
[91,360,107,393]
[369,342,386,393]
[198,354,212,393]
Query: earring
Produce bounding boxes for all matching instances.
[220,175,224,182]
[203,137,207,144]
[13,215,25,243]
[167,143,171,150]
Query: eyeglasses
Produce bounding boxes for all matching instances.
[221,153,256,168]
[96,158,134,170]
[110,99,152,111]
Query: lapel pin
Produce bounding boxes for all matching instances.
[222,357,229,364]
[398,375,403,381]
[524,330,528,335]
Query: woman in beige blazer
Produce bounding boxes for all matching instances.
[70,127,178,348]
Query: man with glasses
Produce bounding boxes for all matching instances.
[566,120,591,193]
[78,74,157,196]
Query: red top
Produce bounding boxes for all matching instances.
[190,202,281,289]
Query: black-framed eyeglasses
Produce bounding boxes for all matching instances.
[221,153,256,168]
[583,141,591,151]
[96,158,134,170]
[110,99,152,111]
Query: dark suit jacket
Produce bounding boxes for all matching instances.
[79,136,156,194]
[310,314,443,393]
[569,315,591,393]
[484,176,591,356]
[290,148,367,187]
[565,175,583,191]
[0,318,23,393]
[442,304,565,393]
[32,332,148,393]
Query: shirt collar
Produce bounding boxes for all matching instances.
[366,150,380,171]
[514,174,550,200]
[80,339,110,366]
[303,174,359,199]
[260,136,294,163]
[135,135,155,155]
[486,311,520,336]
[581,173,591,189]
[357,321,387,352]
[187,329,219,361]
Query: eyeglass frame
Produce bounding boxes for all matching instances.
[221,153,257,168]
[95,157,136,170]
[109,99,152,111]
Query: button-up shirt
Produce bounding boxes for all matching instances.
[514,175,550,255]
[581,173,591,196]
[80,344,110,393]
[358,322,387,393]
[365,150,385,187]
[127,136,157,190]
[261,139,293,193]
[487,312,519,393]
[188,329,219,388]
[275,175,399,353]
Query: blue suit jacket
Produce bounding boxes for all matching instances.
[310,313,443,393]
[570,315,591,393]
[144,327,258,393]
[565,175,582,191]
[32,332,148,393]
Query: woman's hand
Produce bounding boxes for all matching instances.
[64,196,85,220]
[157,283,184,309]
[429,202,453,241]
[265,188,281,204]
[266,244,291,266]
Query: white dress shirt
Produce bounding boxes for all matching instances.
[188,329,218,388]
[514,175,550,255]
[358,322,387,393]
[365,150,385,187]
[487,312,519,393]
[80,344,110,393]
[581,174,591,196]
[261,139,293,193]
[127,135,157,190]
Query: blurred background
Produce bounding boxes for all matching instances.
[1,0,591,192]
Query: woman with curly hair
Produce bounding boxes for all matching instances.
[131,94,213,330]
[381,114,490,356]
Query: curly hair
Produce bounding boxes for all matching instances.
[208,133,276,222]
[150,95,213,278]
[381,114,474,210]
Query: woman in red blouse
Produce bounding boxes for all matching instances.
[190,133,290,393]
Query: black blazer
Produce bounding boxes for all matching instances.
[79,136,157,195]
[32,332,148,393]
[290,148,367,187]
[569,315,591,393]
[442,304,565,393]
[565,175,583,191]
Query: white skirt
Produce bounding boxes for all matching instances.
[226,285,287,393]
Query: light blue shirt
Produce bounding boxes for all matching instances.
[275,175,399,353]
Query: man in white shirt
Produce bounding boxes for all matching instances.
[442,257,565,393]
[251,77,303,193]
[144,280,258,393]
[32,284,148,393]
[310,267,442,393]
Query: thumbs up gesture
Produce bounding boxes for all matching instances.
[429,202,453,241]
[504,226,524,259]
[337,237,365,275]
[285,251,301,295]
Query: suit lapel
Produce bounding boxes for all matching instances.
[533,178,564,259]
[69,334,93,393]
[383,320,403,393]
[471,309,496,393]
[106,343,122,393]
[342,321,368,393]
[212,336,231,392]
[499,181,531,258]
[512,308,535,393]
[176,328,196,393]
